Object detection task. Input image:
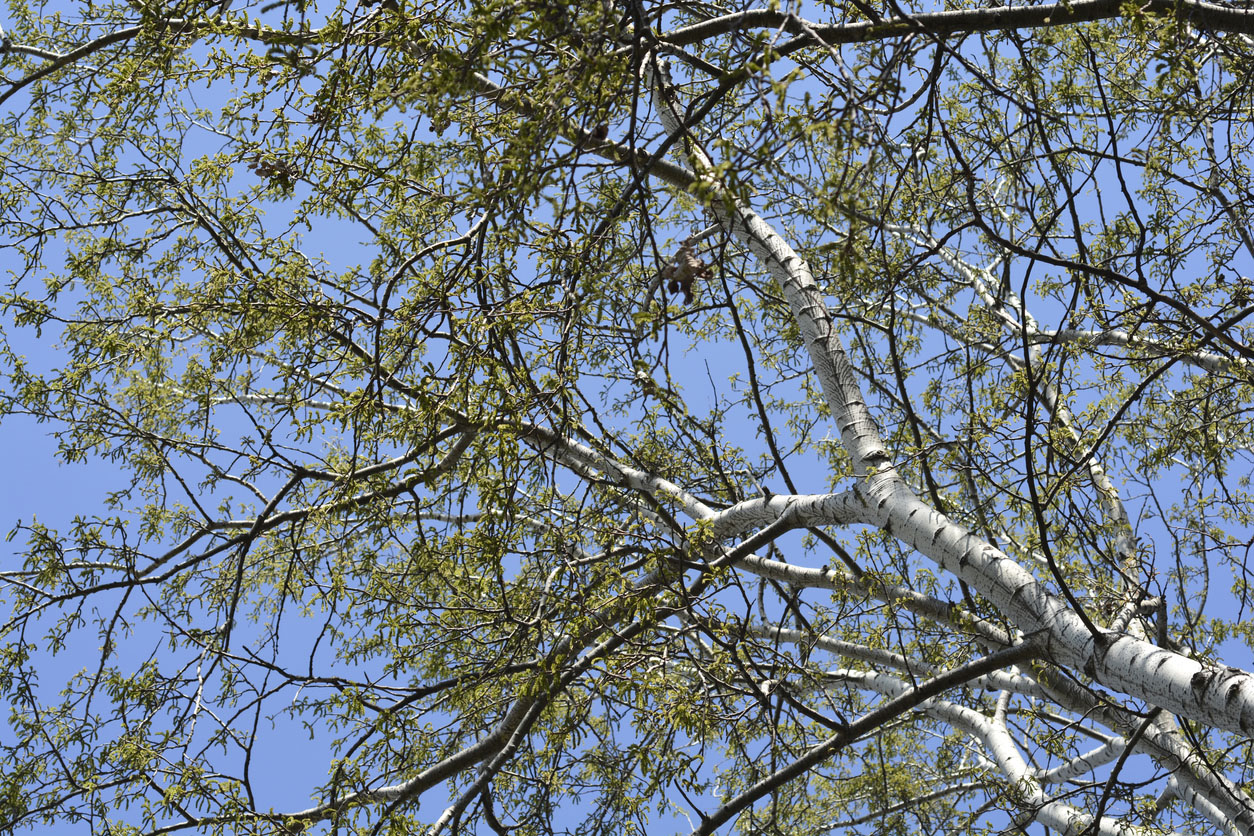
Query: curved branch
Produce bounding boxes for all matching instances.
[690,641,1041,836]
[656,0,1254,52]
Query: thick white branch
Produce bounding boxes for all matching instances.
[830,668,1178,836]
[755,623,1046,699]
[1037,737,1127,784]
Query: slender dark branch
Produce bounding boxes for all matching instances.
[657,0,1254,51]
[1080,709,1162,836]
[0,25,143,107]
[691,640,1041,835]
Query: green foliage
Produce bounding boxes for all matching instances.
[2,0,1254,834]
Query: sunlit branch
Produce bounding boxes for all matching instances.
[1033,328,1244,375]
[638,59,1254,802]
[1164,775,1249,836]
[833,667,1178,836]
[877,220,1143,606]
[1030,667,1254,831]
[750,622,1047,698]
[656,0,1254,50]
[691,642,1043,836]
[1038,737,1129,785]
[818,780,995,831]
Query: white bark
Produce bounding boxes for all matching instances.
[829,668,1180,836]
[647,53,1254,743]
[645,52,1254,832]
[1037,737,1127,784]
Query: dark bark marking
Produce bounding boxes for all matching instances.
[1191,670,1214,704]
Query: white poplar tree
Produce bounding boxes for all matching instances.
[2,1,1254,833]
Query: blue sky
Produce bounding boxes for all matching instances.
[4,2,1254,834]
